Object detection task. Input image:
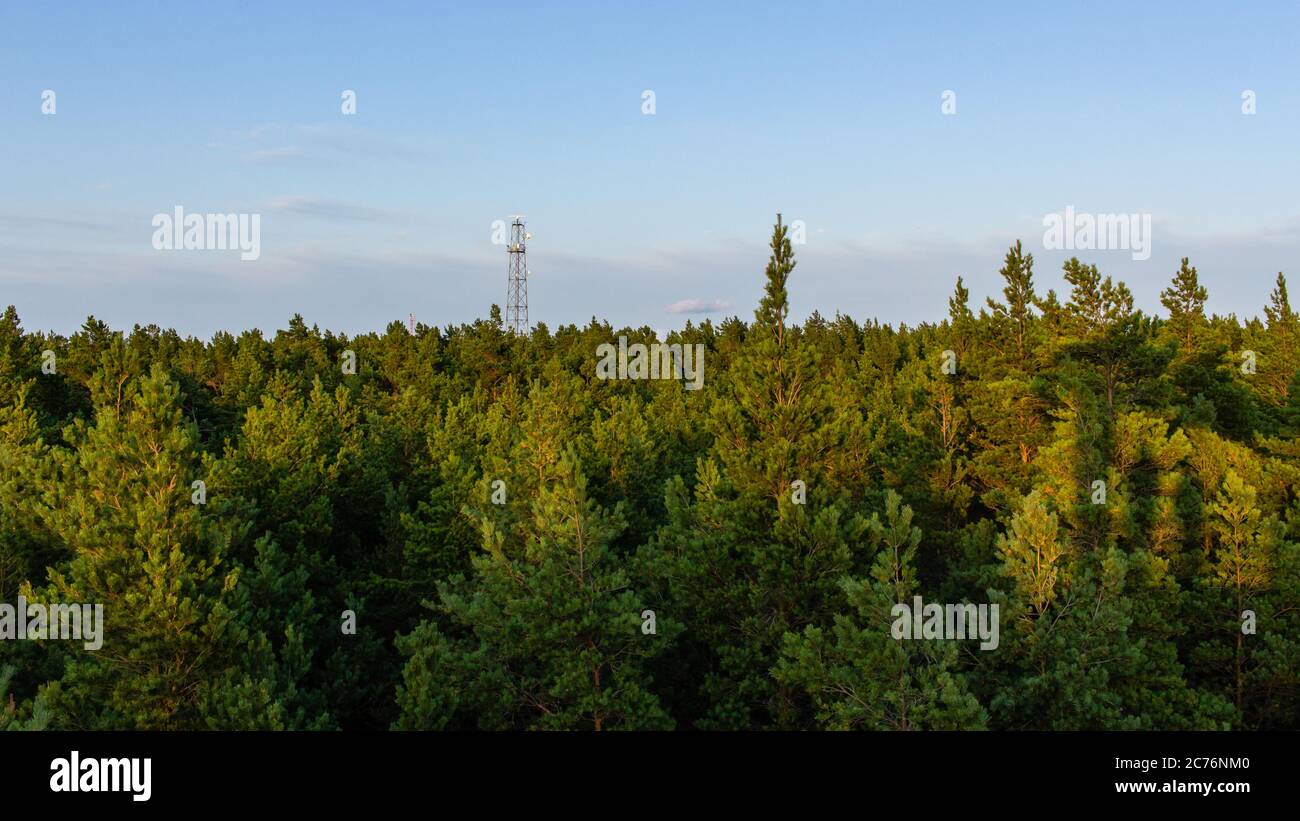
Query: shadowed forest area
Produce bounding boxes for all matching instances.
[2,219,1298,731]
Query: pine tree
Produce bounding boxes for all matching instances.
[1201,469,1285,719]
[755,214,795,349]
[1258,273,1299,409]
[710,217,847,501]
[947,276,975,361]
[395,447,673,730]
[985,240,1037,364]
[32,365,246,729]
[1161,258,1208,352]
[0,665,50,730]
[775,492,986,729]
[638,215,872,728]
[1264,272,1295,330]
[996,491,1067,615]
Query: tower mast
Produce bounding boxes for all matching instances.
[506,216,529,334]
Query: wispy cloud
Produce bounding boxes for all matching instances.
[251,147,308,164]
[666,298,730,315]
[0,211,116,232]
[214,123,426,166]
[261,196,404,223]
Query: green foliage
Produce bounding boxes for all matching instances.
[776,492,986,729]
[1,217,1296,730]
[394,447,673,730]
[1161,258,1208,352]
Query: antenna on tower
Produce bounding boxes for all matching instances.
[506,215,530,335]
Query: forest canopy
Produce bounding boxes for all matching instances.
[2,218,1298,731]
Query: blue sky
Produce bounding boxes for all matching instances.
[2,1,1298,337]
